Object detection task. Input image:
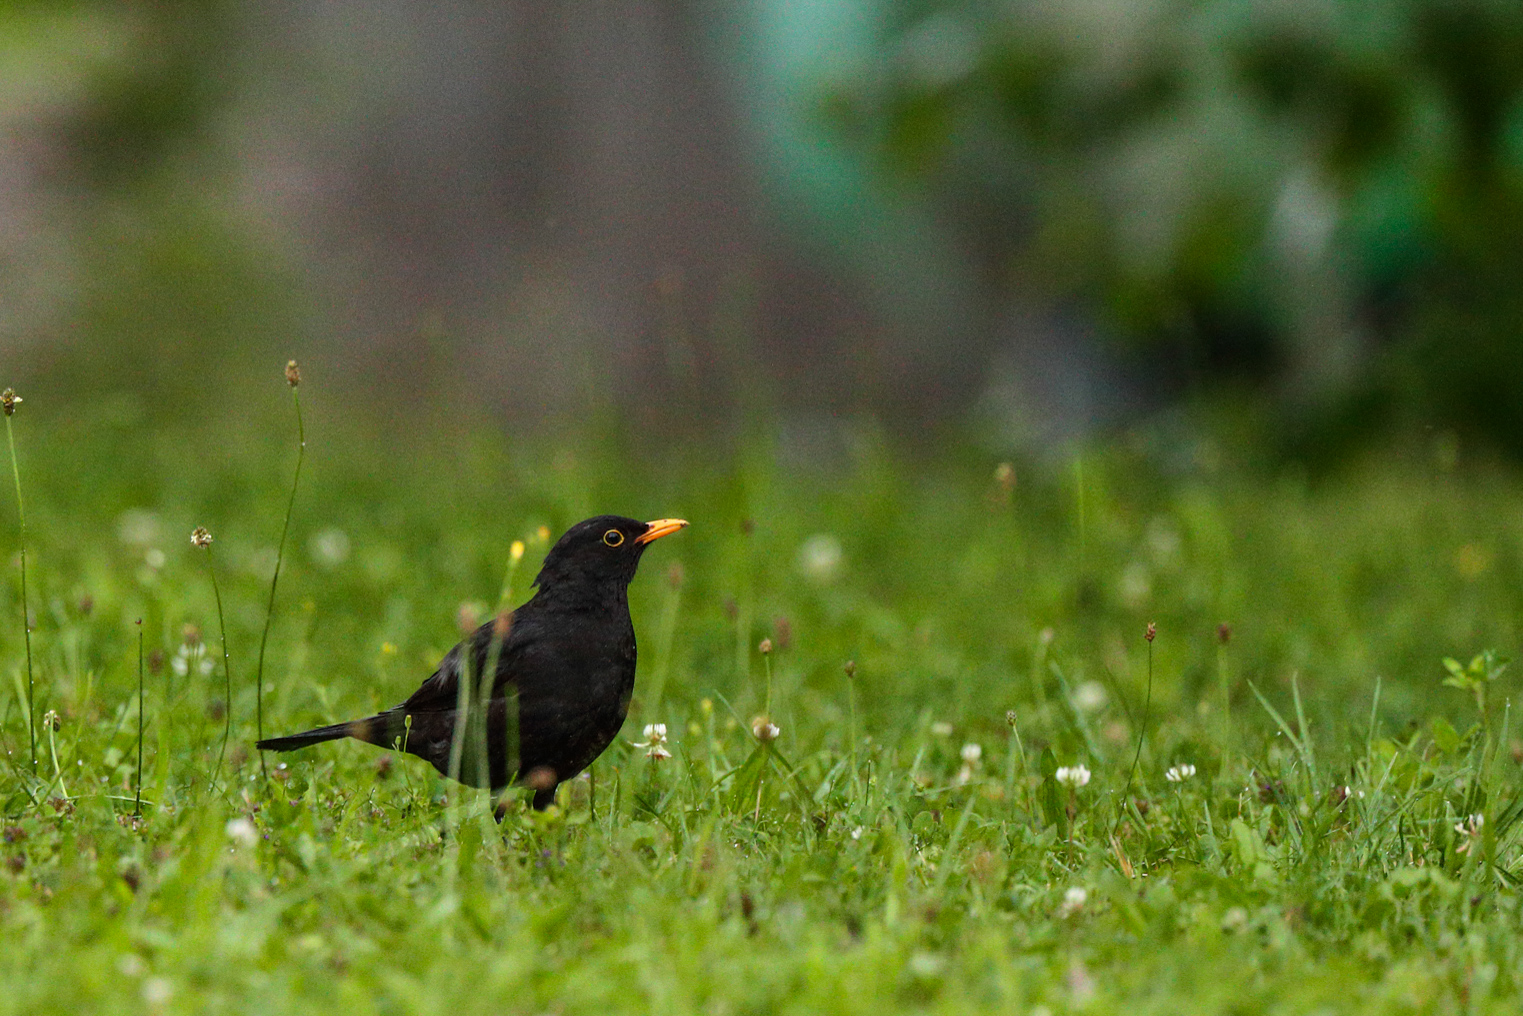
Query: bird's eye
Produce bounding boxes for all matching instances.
[602,529,625,547]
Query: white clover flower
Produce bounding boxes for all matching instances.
[1055,765,1091,789]
[797,534,844,582]
[960,743,982,765]
[930,721,953,737]
[1071,681,1107,713]
[1165,763,1196,783]
[751,716,780,742]
[225,817,258,849]
[630,722,672,759]
[170,643,213,678]
[1455,813,1484,853]
[1058,886,1087,917]
[142,977,173,1006]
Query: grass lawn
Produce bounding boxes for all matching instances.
[3,381,1523,1014]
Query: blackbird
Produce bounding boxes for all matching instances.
[256,515,687,809]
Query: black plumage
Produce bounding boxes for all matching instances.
[256,515,687,809]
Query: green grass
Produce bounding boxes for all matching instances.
[3,389,1523,1013]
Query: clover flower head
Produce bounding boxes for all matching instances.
[190,527,212,549]
[960,743,982,765]
[1166,763,1196,783]
[751,715,780,742]
[1455,813,1484,853]
[225,817,258,849]
[1055,765,1091,789]
[1058,886,1087,918]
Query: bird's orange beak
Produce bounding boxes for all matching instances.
[636,518,688,544]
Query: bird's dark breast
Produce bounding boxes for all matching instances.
[514,618,637,783]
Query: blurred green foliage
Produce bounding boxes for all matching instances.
[828,0,1523,454]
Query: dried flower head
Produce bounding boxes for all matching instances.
[1145,621,1157,643]
[844,660,857,678]
[1005,709,1018,728]
[751,715,780,742]
[1217,623,1232,645]
[284,360,301,387]
[1055,764,1091,789]
[190,527,212,549]
[42,709,61,732]
[0,389,20,416]
[758,637,773,656]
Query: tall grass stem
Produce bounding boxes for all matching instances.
[205,547,233,788]
[254,384,304,776]
[5,411,34,774]
[135,620,144,816]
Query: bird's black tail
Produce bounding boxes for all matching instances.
[256,720,359,752]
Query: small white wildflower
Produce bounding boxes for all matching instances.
[1055,765,1091,789]
[630,722,671,759]
[930,721,953,737]
[960,743,982,765]
[1165,763,1196,783]
[797,534,843,582]
[1071,681,1107,713]
[1058,886,1087,917]
[1455,813,1484,853]
[142,977,173,1006]
[751,715,780,742]
[225,817,258,849]
[851,826,864,840]
[144,548,166,570]
[171,643,213,678]
[309,528,351,567]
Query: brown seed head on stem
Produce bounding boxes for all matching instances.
[284,360,301,387]
[1145,621,1157,643]
[190,527,213,549]
[758,637,773,656]
[0,389,20,416]
[1217,623,1232,645]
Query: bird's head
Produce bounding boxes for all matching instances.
[533,515,688,591]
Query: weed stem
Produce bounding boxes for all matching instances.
[4,410,34,774]
[254,384,304,777]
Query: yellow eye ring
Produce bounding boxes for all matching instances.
[603,529,625,547]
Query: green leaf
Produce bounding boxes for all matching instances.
[726,744,769,814]
[1430,716,1461,754]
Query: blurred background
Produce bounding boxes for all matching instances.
[3,0,1522,458]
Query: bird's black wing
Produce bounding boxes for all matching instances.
[401,613,532,713]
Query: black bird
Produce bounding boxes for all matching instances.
[256,515,687,809]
